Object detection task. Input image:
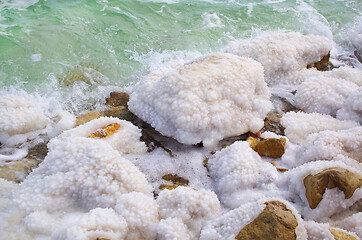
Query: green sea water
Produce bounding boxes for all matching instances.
[0,0,361,92]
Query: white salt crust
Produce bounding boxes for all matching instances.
[128,52,272,148]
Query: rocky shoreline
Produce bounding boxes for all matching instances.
[0,31,361,240]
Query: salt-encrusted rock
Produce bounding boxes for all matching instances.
[280,112,360,144]
[248,137,286,158]
[304,221,359,240]
[60,117,147,154]
[336,87,362,123]
[304,167,362,209]
[128,53,272,148]
[226,32,332,84]
[52,208,128,240]
[157,217,193,240]
[0,94,48,137]
[0,158,39,183]
[332,213,362,239]
[115,192,159,239]
[282,127,361,168]
[207,141,278,208]
[307,51,330,70]
[27,142,48,161]
[329,228,358,240]
[295,76,359,116]
[103,106,138,122]
[75,111,104,127]
[280,161,362,221]
[200,199,307,240]
[60,63,108,86]
[235,201,298,240]
[105,91,130,107]
[157,187,221,238]
[13,136,153,214]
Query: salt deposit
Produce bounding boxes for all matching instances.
[129,53,272,148]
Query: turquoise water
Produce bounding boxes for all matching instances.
[0,0,361,92]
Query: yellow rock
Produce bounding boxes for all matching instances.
[87,123,121,138]
[0,158,39,183]
[75,111,104,127]
[248,137,286,158]
[329,228,358,240]
[162,174,189,186]
[235,201,298,240]
[304,167,362,209]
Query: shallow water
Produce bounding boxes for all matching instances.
[0,0,361,95]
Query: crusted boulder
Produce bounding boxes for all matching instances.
[304,167,362,209]
[235,201,298,240]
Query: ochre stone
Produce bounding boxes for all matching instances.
[159,184,179,191]
[308,52,330,70]
[304,167,362,209]
[60,63,104,86]
[0,158,39,183]
[329,228,358,240]
[248,137,286,158]
[75,111,104,127]
[87,123,120,138]
[235,201,298,240]
[103,106,137,122]
[105,91,130,107]
[162,174,189,186]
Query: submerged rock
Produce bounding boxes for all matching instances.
[60,63,108,86]
[235,201,298,240]
[304,167,362,209]
[105,91,130,107]
[75,111,104,127]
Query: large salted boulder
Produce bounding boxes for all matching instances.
[156,187,221,238]
[207,141,279,208]
[281,126,362,168]
[128,53,272,148]
[226,32,332,84]
[280,112,360,144]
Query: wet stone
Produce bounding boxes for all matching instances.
[75,111,104,127]
[105,91,130,107]
[103,106,138,122]
[248,137,286,159]
[0,158,40,183]
[162,174,189,186]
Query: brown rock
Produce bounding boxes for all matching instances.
[235,201,298,240]
[0,158,40,183]
[307,52,330,71]
[105,91,130,107]
[140,129,173,157]
[76,111,104,127]
[159,184,179,191]
[162,174,189,186]
[103,106,137,122]
[329,228,358,240]
[248,137,286,159]
[88,123,121,138]
[261,113,285,135]
[304,167,362,209]
[27,142,48,161]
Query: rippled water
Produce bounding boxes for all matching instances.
[0,0,361,93]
